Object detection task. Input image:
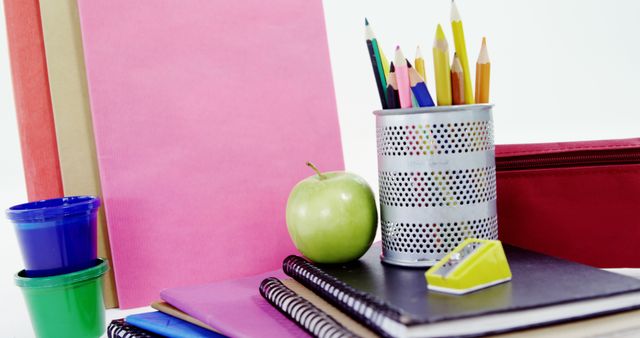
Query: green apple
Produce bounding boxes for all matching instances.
[286,162,378,264]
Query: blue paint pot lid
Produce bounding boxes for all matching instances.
[6,196,100,222]
[15,259,108,288]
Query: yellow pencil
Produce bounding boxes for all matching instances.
[475,37,490,103]
[379,45,390,82]
[432,24,452,106]
[414,46,426,81]
[451,53,465,105]
[451,0,474,104]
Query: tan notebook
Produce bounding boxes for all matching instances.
[493,310,640,338]
[38,0,117,307]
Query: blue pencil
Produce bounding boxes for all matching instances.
[407,61,435,107]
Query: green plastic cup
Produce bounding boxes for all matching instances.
[15,259,108,338]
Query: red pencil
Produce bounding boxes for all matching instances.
[451,53,465,105]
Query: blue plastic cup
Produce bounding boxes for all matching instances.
[6,196,100,277]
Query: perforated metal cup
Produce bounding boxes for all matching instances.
[374,104,498,267]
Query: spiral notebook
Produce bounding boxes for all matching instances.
[260,280,640,338]
[260,278,361,338]
[108,319,159,338]
[276,242,640,338]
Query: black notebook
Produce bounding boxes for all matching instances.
[107,319,161,338]
[279,242,640,338]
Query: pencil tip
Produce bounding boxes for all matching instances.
[394,46,406,64]
[435,24,445,43]
[364,20,375,39]
[451,0,461,21]
[390,62,395,71]
[452,53,463,71]
[406,59,412,67]
[477,37,490,63]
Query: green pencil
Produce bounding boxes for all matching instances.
[365,18,387,108]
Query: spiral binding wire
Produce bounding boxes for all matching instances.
[107,319,157,338]
[259,277,359,338]
[283,256,405,337]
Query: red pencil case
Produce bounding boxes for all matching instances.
[495,138,640,268]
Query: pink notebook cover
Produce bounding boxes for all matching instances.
[76,0,343,308]
[161,270,310,338]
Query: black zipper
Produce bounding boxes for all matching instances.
[496,148,640,171]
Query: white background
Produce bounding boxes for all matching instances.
[1,0,640,336]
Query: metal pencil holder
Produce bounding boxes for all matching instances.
[375,104,498,267]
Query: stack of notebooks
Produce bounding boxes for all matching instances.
[110,242,640,338]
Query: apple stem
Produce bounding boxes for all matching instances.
[306,162,326,180]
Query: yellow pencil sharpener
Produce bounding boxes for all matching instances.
[425,238,511,295]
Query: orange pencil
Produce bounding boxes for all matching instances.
[475,37,491,103]
[451,53,465,105]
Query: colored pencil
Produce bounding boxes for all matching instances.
[451,53,465,105]
[414,46,426,81]
[408,62,435,107]
[365,41,386,108]
[408,60,420,108]
[379,45,390,82]
[411,92,420,107]
[433,24,452,106]
[475,37,491,103]
[365,18,387,108]
[369,22,387,91]
[394,46,412,108]
[386,62,399,109]
[451,0,474,104]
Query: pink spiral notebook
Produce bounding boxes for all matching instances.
[76,0,343,308]
[161,270,310,338]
